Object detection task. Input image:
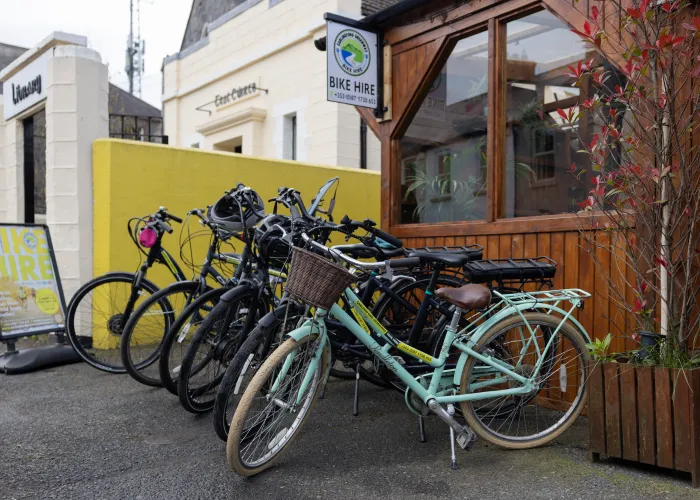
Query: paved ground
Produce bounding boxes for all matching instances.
[1,362,700,500]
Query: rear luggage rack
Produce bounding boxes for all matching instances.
[464,257,557,288]
[405,245,483,261]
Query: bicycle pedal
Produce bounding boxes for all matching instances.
[455,427,477,451]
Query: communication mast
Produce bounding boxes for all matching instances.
[125,0,146,97]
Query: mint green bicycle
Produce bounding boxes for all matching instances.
[226,235,591,476]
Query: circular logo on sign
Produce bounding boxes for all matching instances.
[334,29,371,76]
[36,288,59,315]
[23,232,38,249]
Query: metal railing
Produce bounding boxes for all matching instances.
[109,115,168,144]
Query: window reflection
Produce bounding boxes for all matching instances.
[503,11,620,218]
[400,31,489,224]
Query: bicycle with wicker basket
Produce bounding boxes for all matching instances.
[225,234,593,476]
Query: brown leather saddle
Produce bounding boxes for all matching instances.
[435,284,491,310]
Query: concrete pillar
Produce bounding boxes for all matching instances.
[2,115,23,222]
[0,102,5,221]
[45,45,108,298]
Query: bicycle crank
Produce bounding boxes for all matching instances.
[427,399,477,451]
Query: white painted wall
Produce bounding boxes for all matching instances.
[162,0,380,170]
[0,34,109,298]
[45,45,108,297]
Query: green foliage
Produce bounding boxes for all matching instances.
[586,333,615,362]
[404,138,534,221]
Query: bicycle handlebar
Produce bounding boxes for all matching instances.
[301,233,418,271]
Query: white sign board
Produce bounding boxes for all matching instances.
[3,50,51,121]
[326,20,379,109]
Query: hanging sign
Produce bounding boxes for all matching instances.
[3,50,51,121]
[326,16,380,110]
[0,224,66,340]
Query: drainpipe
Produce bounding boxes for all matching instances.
[360,118,367,170]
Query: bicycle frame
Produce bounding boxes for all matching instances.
[285,287,590,407]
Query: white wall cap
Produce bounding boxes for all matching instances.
[0,32,87,81]
[52,45,102,63]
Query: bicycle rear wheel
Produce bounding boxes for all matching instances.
[226,333,328,476]
[460,312,589,449]
[120,281,202,387]
[65,273,160,373]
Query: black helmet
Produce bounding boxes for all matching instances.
[209,185,265,233]
[254,214,292,264]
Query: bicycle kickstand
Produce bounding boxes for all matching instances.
[418,415,427,443]
[448,404,457,470]
[353,362,360,417]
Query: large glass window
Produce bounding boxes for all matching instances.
[396,8,626,226]
[399,30,489,224]
[503,10,606,218]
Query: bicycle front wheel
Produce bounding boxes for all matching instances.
[65,273,160,373]
[460,312,589,449]
[177,286,262,413]
[120,280,202,387]
[159,287,226,395]
[227,333,328,477]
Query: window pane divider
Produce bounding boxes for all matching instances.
[486,18,506,223]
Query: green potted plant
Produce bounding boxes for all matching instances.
[559,0,700,486]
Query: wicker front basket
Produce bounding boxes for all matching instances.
[285,247,356,310]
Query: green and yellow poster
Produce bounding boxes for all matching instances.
[0,225,65,339]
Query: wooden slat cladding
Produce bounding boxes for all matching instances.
[589,364,700,484]
[405,230,632,343]
[390,39,444,139]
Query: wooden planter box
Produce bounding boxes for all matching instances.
[588,362,700,486]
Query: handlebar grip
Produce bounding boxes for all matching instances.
[159,221,173,234]
[372,228,403,249]
[388,257,421,269]
[167,213,183,224]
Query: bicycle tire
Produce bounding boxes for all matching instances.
[460,312,589,449]
[159,287,228,395]
[120,280,201,387]
[213,308,304,441]
[177,286,263,414]
[65,273,161,373]
[226,333,328,476]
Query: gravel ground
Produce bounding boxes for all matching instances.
[1,362,699,500]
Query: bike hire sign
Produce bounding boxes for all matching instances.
[3,50,51,121]
[0,225,65,339]
[326,19,379,109]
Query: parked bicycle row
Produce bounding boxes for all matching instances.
[64,177,592,476]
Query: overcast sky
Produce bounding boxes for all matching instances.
[0,0,192,108]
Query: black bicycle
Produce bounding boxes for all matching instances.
[175,185,338,414]
[65,207,186,373]
[119,208,246,387]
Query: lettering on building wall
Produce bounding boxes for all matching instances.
[214,83,258,107]
[12,75,42,105]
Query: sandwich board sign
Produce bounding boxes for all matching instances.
[0,224,66,340]
[325,14,381,111]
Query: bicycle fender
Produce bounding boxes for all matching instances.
[219,283,254,302]
[257,302,305,330]
[287,320,326,342]
[453,353,469,387]
[467,303,592,348]
[451,303,591,387]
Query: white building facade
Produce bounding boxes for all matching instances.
[162,0,393,170]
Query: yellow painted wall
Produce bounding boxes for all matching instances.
[93,139,380,290]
